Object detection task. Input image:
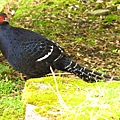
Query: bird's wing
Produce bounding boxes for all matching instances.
[12,27,64,63]
[20,36,64,62]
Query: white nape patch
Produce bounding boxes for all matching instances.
[37,46,53,62]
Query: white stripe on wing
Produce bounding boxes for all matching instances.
[37,46,54,61]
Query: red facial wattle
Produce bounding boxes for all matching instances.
[0,16,5,22]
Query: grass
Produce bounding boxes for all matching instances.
[0,0,7,11]
[102,14,120,24]
[0,0,120,119]
[0,64,24,120]
[0,95,24,120]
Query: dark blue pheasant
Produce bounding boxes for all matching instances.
[0,13,119,82]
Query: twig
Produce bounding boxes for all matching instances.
[49,66,68,110]
[47,72,74,76]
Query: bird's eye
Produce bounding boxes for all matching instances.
[0,16,4,22]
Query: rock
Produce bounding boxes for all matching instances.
[22,77,120,119]
[25,104,49,120]
[96,0,103,3]
[117,4,120,12]
[88,9,110,16]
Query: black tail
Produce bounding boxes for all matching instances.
[54,55,120,82]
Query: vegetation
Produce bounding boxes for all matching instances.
[0,0,120,119]
[0,65,25,120]
[23,77,120,120]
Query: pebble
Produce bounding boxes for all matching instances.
[117,4,120,12]
[88,9,110,16]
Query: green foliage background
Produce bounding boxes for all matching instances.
[0,0,120,119]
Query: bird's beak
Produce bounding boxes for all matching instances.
[3,17,9,22]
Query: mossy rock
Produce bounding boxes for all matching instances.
[22,76,120,120]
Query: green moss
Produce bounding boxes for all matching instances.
[22,76,120,119]
[102,14,120,24]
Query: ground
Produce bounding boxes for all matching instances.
[0,0,120,120]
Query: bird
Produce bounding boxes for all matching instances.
[0,13,119,82]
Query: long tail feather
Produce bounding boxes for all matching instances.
[54,55,120,82]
